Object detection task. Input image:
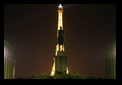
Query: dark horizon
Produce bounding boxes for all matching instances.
[4,4,116,78]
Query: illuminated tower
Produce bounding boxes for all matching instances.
[50,4,69,76]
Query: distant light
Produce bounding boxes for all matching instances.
[114,47,116,57]
[4,46,7,58]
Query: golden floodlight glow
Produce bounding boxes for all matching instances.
[66,67,69,74]
[55,45,59,56]
[50,58,55,76]
[60,45,63,51]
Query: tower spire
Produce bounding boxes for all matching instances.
[58,4,63,9]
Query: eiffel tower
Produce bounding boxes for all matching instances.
[50,4,69,76]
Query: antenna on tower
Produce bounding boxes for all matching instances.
[58,4,63,9]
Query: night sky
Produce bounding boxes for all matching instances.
[4,4,116,78]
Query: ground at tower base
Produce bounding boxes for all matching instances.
[16,72,103,79]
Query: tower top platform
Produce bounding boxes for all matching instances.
[58,4,63,9]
